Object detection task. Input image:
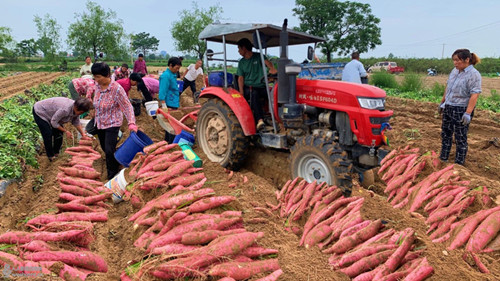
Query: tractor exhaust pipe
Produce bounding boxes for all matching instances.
[278,19,291,104]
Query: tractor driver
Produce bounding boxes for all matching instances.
[237,38,277,131]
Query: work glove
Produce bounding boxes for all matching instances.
[128,123,138,132]
[461,113,471,125]
[438,102,445,115]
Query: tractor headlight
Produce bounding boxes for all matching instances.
[357,97,385,110]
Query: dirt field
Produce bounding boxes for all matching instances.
[0,72,65,102]
[0,78,499,280]
[394,74,500,97]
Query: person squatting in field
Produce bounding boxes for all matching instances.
[438,49,481,165]
[33,97,92,161]
[90,62,139,179]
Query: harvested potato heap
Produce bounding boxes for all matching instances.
[379,145,499,274]
[0,136,110,280]
[120,141,283,280]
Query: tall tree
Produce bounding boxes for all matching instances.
[131,32,159,57]
[16,39,38,58]
[171,2,222,60]
[67,1,125,59]
[33,14,61,61]
[293,0,381,62]
[0,27,14,56]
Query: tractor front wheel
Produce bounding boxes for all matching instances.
[290,135,353,196]
[196,98,249,170]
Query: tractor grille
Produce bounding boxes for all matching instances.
[370,116,391,125]
[372,128,381,135]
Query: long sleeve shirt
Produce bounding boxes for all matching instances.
[159,69,179,108]
[115,78,132,95]
[133,59,148,75]
[143,77,159,94]
[34,97,80,128]
[112,68,131,81]
[72,78,96,99]
[91,81,136,130]
[444,65,482,107]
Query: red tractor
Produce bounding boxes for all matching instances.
[196,19,393,195]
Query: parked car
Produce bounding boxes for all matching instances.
[368,61,404,74]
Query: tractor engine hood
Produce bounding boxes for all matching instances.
[295,79,388,111]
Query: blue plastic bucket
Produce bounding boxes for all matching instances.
[173,130,195,145]
[114,130,153,167]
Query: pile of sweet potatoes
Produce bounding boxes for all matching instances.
[0,137,109,280]
[274,178,434,280]
[379,145,499,273]
[120,141,282,280]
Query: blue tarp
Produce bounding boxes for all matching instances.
[299,62,346,80]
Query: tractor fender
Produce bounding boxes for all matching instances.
[199,87,256,136]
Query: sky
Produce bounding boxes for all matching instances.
[2,0,500,62]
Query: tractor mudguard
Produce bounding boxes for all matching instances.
[199,87,256,136]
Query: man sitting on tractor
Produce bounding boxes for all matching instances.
[236,38,277,131]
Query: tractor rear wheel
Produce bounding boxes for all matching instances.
[196,98,249,170]
[290,135,353,196]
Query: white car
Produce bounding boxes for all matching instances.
[367,61,401,73]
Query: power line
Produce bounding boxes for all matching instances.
[389,20,500,47]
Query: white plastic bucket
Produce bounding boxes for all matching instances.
[78,119,93,140]
[104,168,128,203]
[145,101,159,116]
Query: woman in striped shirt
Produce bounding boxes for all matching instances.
[91,62,139,179]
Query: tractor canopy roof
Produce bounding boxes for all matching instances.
[198,22,325,47]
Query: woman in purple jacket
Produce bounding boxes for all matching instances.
[33,97,92,161]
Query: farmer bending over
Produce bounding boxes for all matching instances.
[236,38,277,131]
[33,97,92,162]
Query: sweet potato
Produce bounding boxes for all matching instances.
[58,166,100,179]
[466,210,500,253]
[373,229,415,278]
[150,243,201,256]
[340,249,396,277]
[55,201,100,213]
[429,215,457,240]
[59,183,98,197]
[187,196,236,213]
[208,259,280,280]
[181,228,246,245]
[19,240,53,252]
[26,211,108,227]
[402,257,434,281]
[153,188,215,209]
[240,246,279,258]
[331,244,397,269]
[304,224,332,249]
[24,251,108,272]
[169,172,206,187]
[143,140,168,154]
[0,229,94,247]
[147,217,242,251]
[254,269,283,281]
[427,196,475,225]
[328,219,382,254]
[340,220,371,239]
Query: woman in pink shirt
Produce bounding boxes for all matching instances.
[91,62,139,179]
[116,73,158,102]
